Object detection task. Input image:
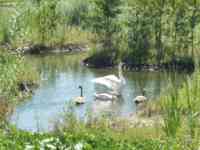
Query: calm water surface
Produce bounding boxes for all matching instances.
[10,53,186,132]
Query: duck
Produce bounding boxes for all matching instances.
[74,86,85,105]
[134,89,148,104]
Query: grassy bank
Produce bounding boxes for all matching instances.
[134,70,200,149]
[142,70,200,116]
[0,49,38,124]
[0,125,162,150]
[0,0,92,50]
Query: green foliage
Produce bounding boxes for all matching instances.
[87,0,122,66]
[84,0,200,67]
[0,7,12,44]
[0,50,38,99]
[0,125,163,150]
[162,88,181,138]
[0,0,91,47]
[89,0,121,33]
[58,0,89,26]
[124,5,152,65]
[1,0,200,67]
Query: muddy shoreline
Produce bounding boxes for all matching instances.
[14,44,89,54]
[83,57,195,72]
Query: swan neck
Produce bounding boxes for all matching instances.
[118,64,123,80]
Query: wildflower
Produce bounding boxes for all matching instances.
[25,144,34,150]
[46,144,56,150]
[74,142,83,150]
[40,137,54,144]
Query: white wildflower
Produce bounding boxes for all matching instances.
[25,144,34,150]
[40,138,55,150]
[74,142,84,150]
[46,144,56,150]
[40,137,54,144]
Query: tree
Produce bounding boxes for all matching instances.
[88,0,122,66]
[152,0,166,64]
[187,0,200,57]
[126,3,152,65]
[90,0,121,33]
[35,0,59,44]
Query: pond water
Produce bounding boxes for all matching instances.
[10,53,186,132]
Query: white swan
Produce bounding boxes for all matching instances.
[92,62,125,96]
[94,93,117,101]
[74,86,85,105]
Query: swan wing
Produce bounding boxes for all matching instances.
[103,75,121,83]
[92,77,114,89]
[92,75,121,88]
[94,93,114,101]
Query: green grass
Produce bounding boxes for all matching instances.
[0,49,38,126]
[143,71,200,116]
[136,70,200,149]
[0,50,38,99]
[0,125,163,150]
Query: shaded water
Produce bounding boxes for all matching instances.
[10,53,186,132]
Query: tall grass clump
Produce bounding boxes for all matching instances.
[0,50,38,99]
[0,7,13,45]
[137,71,200,149]
[57,0,89,26]
[6,0,91,48]
[0,49,38,126]
[157,71,200,149]
[162,88,181,138]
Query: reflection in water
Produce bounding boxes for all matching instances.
[10,53,186,132]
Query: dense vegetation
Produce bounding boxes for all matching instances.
[0,49,38,126]
[1,0,199,67]
[86,0,200,68]
[0,50,37,98]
